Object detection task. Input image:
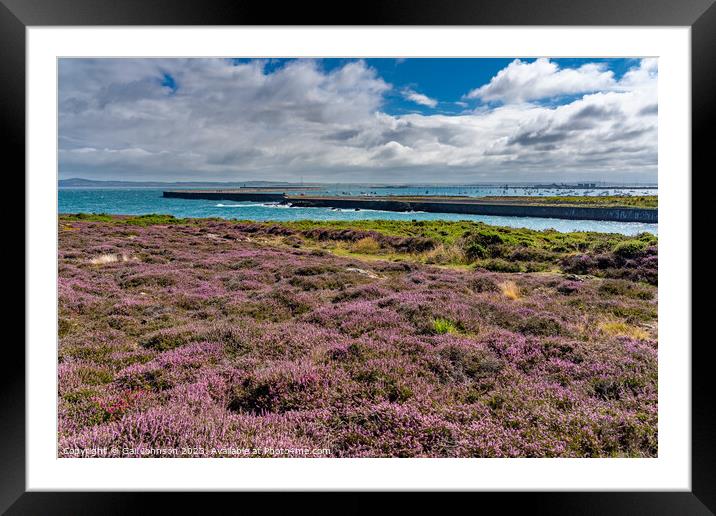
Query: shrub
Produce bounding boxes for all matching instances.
[293,264,340,276]
[227,380,276,414]
[591,376,644,401]
[351,236,382,254]
[121,272,176,288]
[229,258,259,270]
[282,236,304,247]
[461,229,505,260]
[387,236,435,253]
[479,259,522,273]
[76,366,114,385]
[237,290,315,321]
[598,279,654,300]
[508,247,552,262]
[227,365,324,414]
[472,229,505,246]
[353,368,414,403]
[332,285,389,303]
[469,276,499,293]
[524,261,550,273]
[289,271,360,291]
[592,378,622,400]
[556,281,580,295]
[117,369,172,392]
[613,240,648,259]
[518,316,564,336]
[58,317,76,337]
[422,243,465,265]
[636,231,658,245]
[463,241,488,260]
[541,339,582,362]
[562,254,595,275]
[594,254,616,269]
[598,279,630,296]
[140,328,193,351]
[434,344,503,383]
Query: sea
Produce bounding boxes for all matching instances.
[58,185,658,236]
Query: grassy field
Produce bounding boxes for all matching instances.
[62,214,657,283]
[297,195,658,209]
[58,215,657,457]
[480,195,658,209]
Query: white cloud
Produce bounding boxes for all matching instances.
[58,58,657,183]
[619,57,658,89]
[466,58,617,104]
[402,88,438,108]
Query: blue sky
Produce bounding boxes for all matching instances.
[229,57,642,115]
[58,57,657,183]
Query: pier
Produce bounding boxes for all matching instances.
[162,191,658,223]
[162,189,286,203]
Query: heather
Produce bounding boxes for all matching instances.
[62,214,658,284]
[58,215,657,457]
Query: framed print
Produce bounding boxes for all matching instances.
[4,0,714,512]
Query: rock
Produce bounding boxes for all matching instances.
[346,267,381,279]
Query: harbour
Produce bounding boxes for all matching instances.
[162,190,658,223]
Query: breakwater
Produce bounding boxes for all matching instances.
[163,190,286,203]
[162,191,657,223]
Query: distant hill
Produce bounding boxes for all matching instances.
[59,178,299,188]
[59,178,658,189]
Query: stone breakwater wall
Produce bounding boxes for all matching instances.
[163,190,286,203]
[289,198,658,223]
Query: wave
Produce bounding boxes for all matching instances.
[327,207,426,214]
[214,202,292,208]
[215,203,263,208]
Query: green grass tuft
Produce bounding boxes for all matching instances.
[433,318,459,335]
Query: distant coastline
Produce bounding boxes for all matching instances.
[59,177,658,189]
[58,178,300,188]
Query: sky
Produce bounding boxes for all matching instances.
[58,58,657,184]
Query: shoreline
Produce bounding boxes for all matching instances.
[59,212,658,238]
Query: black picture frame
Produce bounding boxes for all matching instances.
[3,0,713,513]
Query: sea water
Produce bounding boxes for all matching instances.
[58,186,658,235]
